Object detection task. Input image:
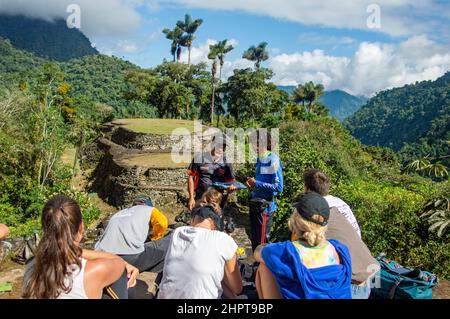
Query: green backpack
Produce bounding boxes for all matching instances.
[371,254,438,299]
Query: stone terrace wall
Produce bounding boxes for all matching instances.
[110,125,192,152]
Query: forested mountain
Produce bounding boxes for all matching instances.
[0,37,139,113]
[0,15,98,61]
[278,86,367,120]
[344,73,450,165]
[320,90,368,121]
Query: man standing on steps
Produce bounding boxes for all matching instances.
[95,195,171,276]
[187,133,237,210]
[246,131,284,252]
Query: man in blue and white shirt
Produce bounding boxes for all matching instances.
[246,132,284,251]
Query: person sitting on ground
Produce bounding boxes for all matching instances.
[291,186,380,299]
[324,207,380,299]
[0,223,9,240]
[303,169,361,237]
[158,188,242,299]
[254,191,352,299]
[22,195,138,299]
[95,195,170,275]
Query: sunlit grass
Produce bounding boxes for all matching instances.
[113,119,196,135]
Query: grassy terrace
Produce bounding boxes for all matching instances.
[112,119,196,135]
[120,152,191,169]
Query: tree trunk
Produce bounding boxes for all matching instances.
[211,80,215,124]
[71,146,79,189]
[188,46,191,65]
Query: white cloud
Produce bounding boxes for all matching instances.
[0,0,144,37]
[4,0,443,38]
[298,33,356,48]
[162,0,449,37]
[187,36,450,96]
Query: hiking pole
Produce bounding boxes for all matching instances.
[260,210,268,245]
[260,201,269,245]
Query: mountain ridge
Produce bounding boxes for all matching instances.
[0,14,98,61]
[277,85,368,121]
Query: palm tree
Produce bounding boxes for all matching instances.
[214,39,234,82]
[421,198,450,237]
[162,26,183,62]
[304,81,324,113]
[242,42,269,70]
[177,14,203,65]
[292,84,306,107]
[208,45,218,124]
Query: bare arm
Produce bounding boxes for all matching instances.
[187,176,196,210]
[82,249,123,261]
[0,224,10,240]
[84,257,126,299]
[222,254,243,296]
[83,249,139,288]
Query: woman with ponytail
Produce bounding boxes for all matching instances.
[254,191,352,299]
[22,195,138,299]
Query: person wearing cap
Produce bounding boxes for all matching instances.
[158,188,242,299]
[253,191,352,299]
[95,195,171,274]
[246,131,284,251]
[187,133,237,211]
[300,169,380,299]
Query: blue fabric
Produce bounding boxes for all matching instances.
[261,239,352,299]
[251,152,284,213]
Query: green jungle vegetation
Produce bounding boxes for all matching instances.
[0,13,448,279]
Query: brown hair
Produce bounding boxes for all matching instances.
[288,212,327,246]
[255,130,273,151]
[303,169,330,196]
[23,195,83,299]
[199,188,223,214]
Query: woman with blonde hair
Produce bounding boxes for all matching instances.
[254,191,352,299]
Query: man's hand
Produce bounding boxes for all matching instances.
[188,197,196,210]
[125,262,139,288]
[246,177,256,188]
[226,185,238,193]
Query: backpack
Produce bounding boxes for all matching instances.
[11,232,40,265]
[371,254,438,299]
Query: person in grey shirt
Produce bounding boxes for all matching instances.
[326,207,380,299]
[95,195,172,274]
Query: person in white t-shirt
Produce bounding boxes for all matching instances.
[303,169,362,237]
[158,188,242,299]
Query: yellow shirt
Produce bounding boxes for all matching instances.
[150,208,168,240]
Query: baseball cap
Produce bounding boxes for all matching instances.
[133,195,153,207]
[293,191,330,226]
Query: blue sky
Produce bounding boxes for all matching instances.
[125,7,392,67]
[1,0,449,96]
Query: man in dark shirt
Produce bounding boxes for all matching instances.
[187,134,237,210]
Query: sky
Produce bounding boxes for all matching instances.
[1,0,449,96]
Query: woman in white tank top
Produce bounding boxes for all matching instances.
[22,195,139,299]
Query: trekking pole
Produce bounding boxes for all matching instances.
[260,206,268,245]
